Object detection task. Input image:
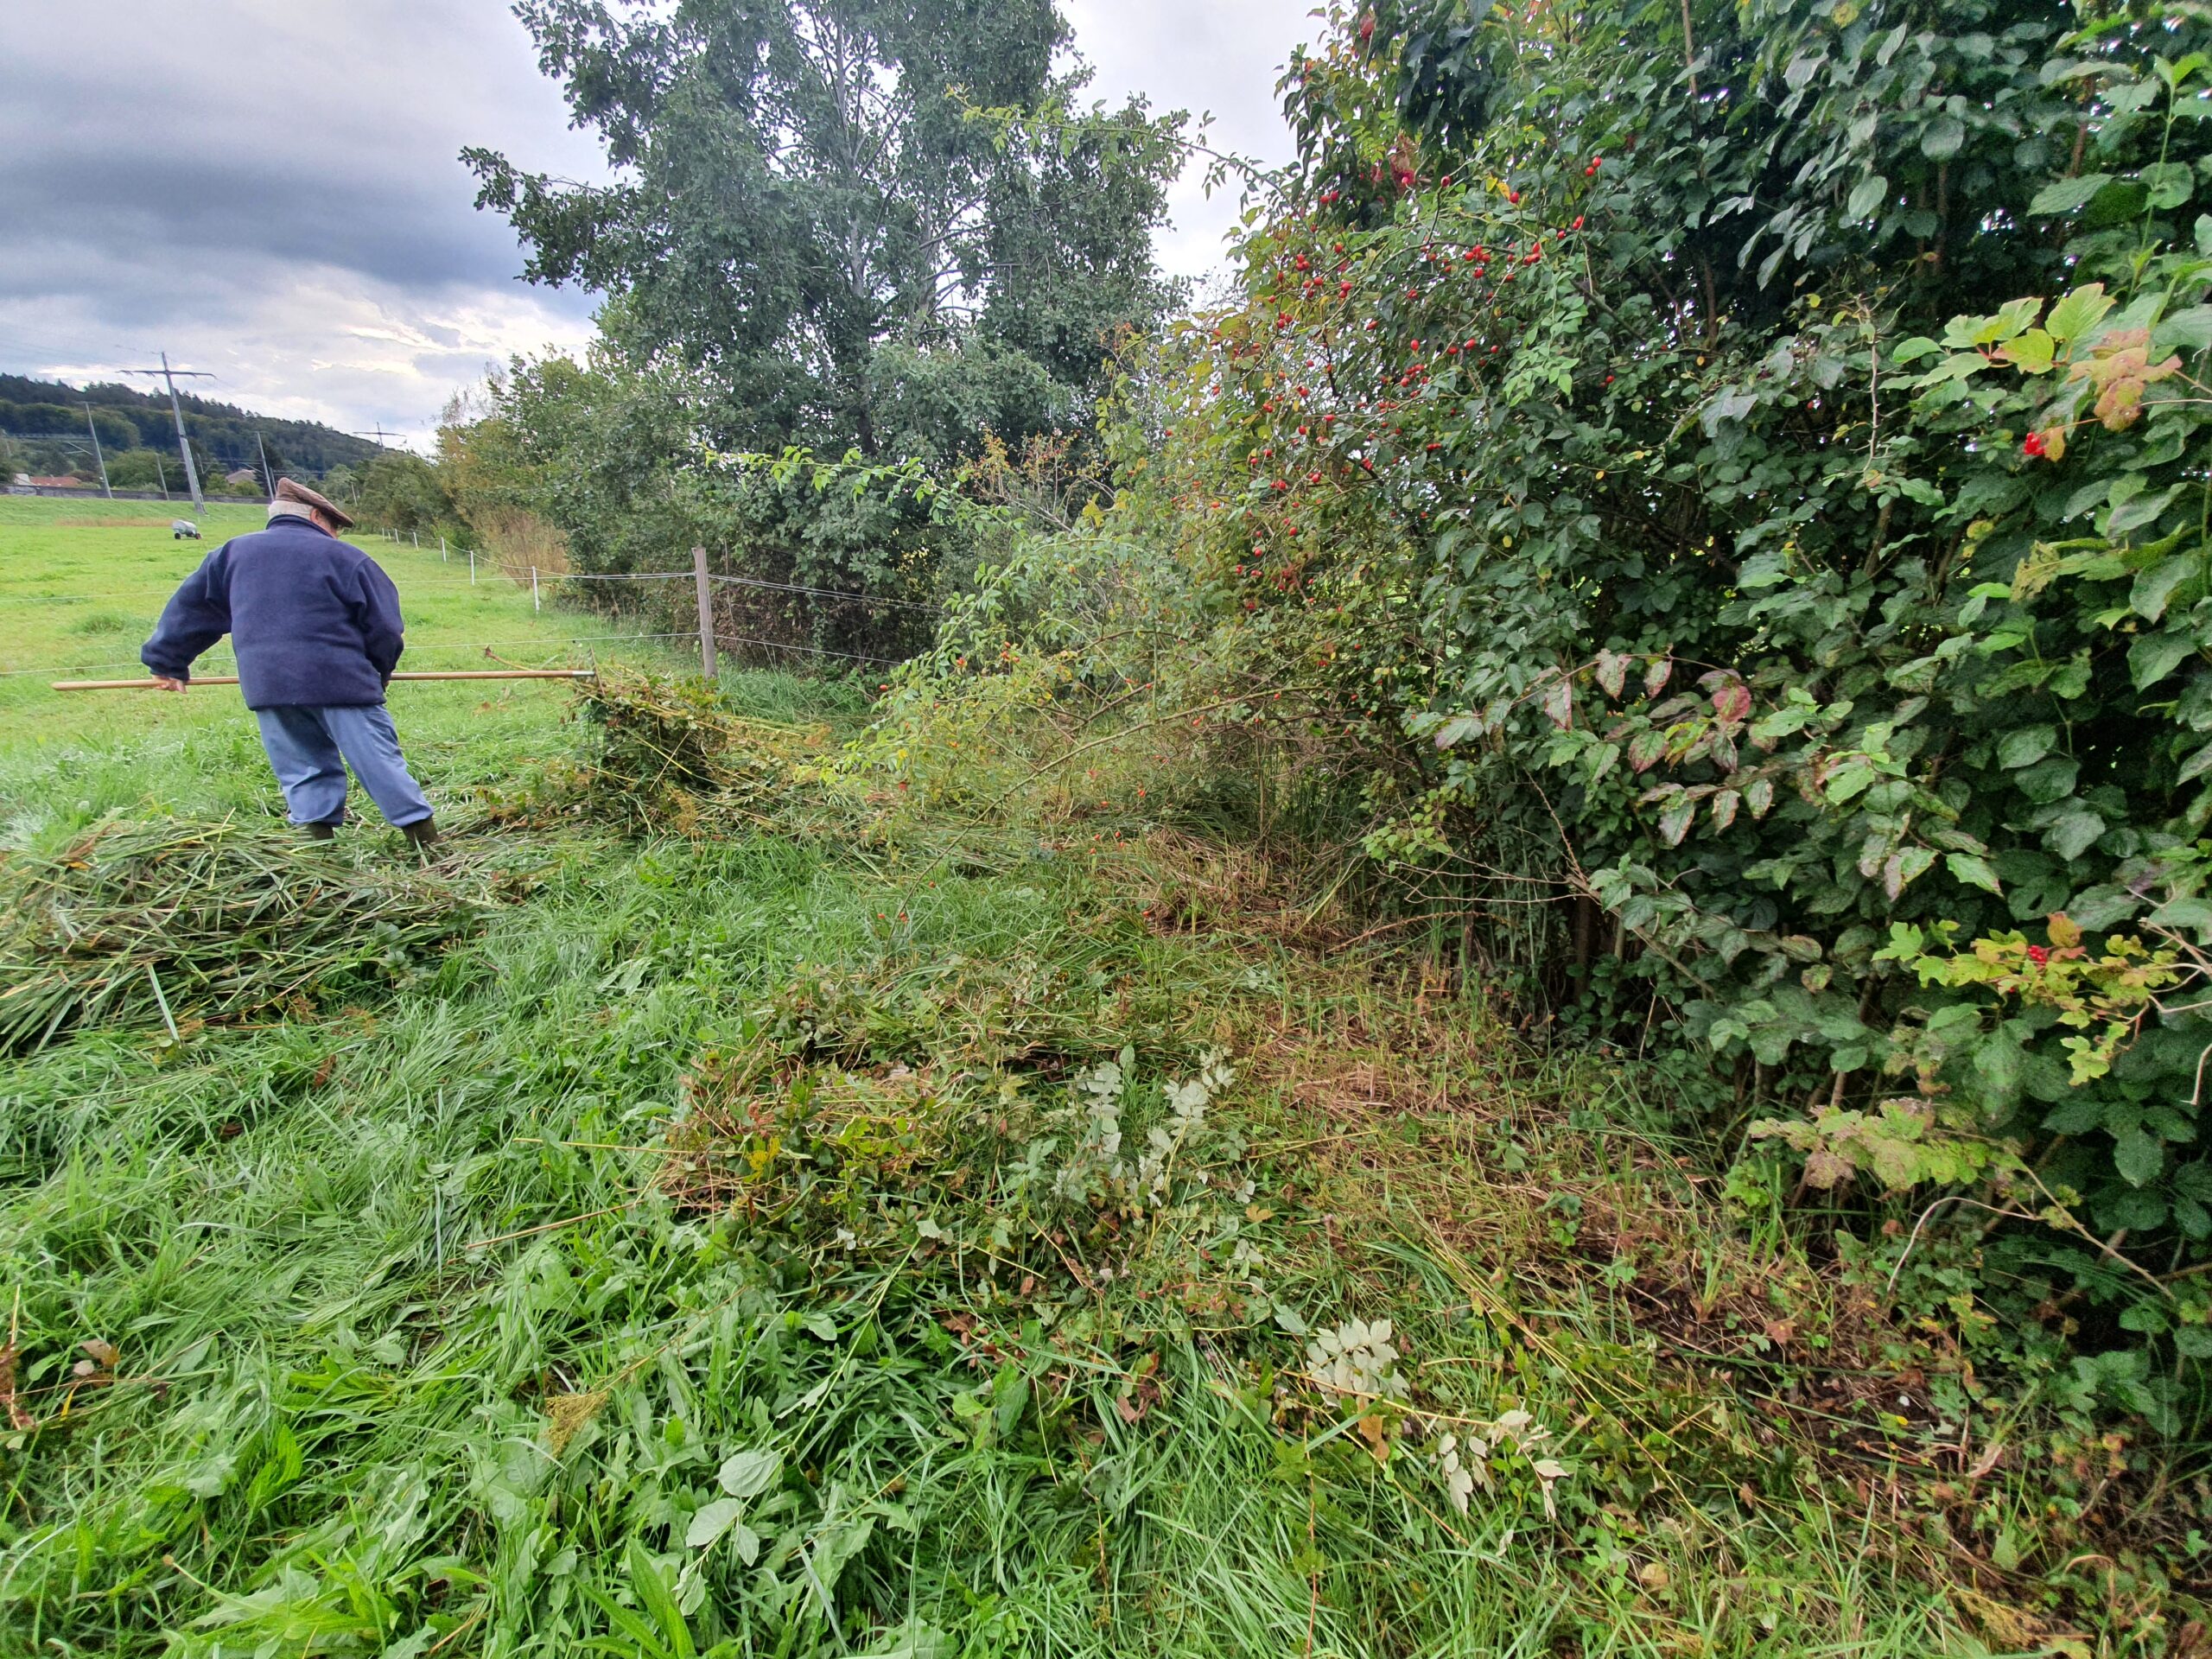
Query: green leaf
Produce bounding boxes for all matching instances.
[2046,808,2107,861]
[2028,174,2113,215]
[2115,1127,2165,1187]
[2016,756,2081,805]
[2143,161,2196,210]
[1973,1036,2024,1109]
[1921,115,1966,161]
[2179,740,2212,784]
[2046,283,2115,342]
[1997,725,2056,769]
[626,1536,696,1659]
[1998,328,2056,373]
[1658,793,1697,847]
[2155,304,2212,355]
[2132,554,2198,621]
[717,1449,780,1499]
[2131,630,2198,690]
[2152,895,2212,936]
[2108,484,2183,537]
[686,1497,747,1549]
[1825,760,1878,804]
[1983,296,2044,345]
[1947,852,2004,894]
[1847,174,1888,219]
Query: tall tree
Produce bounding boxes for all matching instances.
[466,0,1185,462]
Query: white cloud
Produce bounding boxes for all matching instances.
[1063,0,1316,276]
[0,1,1313,449]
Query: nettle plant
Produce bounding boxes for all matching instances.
[1119,1,2212,1416]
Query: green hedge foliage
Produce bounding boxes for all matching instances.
[1127,0,2212,1424]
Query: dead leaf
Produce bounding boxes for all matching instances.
[1356,1412,1393,1462]
[79,1338,118,1369]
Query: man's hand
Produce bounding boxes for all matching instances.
[150,676,187,694]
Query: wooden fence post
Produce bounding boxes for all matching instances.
[693,546,717,680]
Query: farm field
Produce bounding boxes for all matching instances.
[0,508,2177,1655]
[0,496,702,836]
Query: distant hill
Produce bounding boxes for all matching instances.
[0,372,385,480]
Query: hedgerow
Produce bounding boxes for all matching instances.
[1053,0,2212,1427]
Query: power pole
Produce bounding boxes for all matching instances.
[119,353,213,516]
[255,431,276,497]
[82,404,112,499]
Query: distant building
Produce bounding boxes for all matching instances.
[26,475,83,489]
[225,467,260,486]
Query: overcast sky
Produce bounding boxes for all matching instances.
[0,2,1313,452]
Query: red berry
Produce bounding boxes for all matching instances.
[2022,431,2047,458]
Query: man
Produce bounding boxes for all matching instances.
[142,478,438,848]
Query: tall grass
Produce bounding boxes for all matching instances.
[0,650,2171,1655]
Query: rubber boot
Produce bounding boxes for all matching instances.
[402,816,440,851]
[302,820,338,841]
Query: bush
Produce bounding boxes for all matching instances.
[1084,0,2212,1426]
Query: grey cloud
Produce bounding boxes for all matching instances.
[0,1,604,337]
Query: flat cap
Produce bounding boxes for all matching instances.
[272,476,355,530]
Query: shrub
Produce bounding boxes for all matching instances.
[1088,0,2212,1424]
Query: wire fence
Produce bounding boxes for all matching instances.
[3,528,939,683]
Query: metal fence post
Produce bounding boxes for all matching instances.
[693,546,716,680]
[468,548,476,585]
[441,535,448,563]
[531,566,541,612]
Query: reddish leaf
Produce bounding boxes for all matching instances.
[1628,730,1667,773]
[1595,650,1630,699]
[1643,657,1674,698]
[1711,789,1740,830]
[1711,682,1752,723]
[1542,679,1574,729]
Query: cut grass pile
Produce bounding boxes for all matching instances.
[0,817,493,1053]
[0,510,2197,1655]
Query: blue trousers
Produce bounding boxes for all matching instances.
[253,703,432,828]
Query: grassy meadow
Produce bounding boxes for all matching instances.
[0,502,2186,1655]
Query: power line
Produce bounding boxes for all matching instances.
[83,403,111,499]
[115,353,213,516]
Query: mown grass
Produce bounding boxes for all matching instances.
[0,509,2190,1655]
[0,496,740,841]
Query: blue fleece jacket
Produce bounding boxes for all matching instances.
[142,517,405,709]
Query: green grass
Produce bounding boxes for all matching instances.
[0,496,733,841]
[0,507,2183,1656]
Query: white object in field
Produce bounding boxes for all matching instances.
[171,519,200,539]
